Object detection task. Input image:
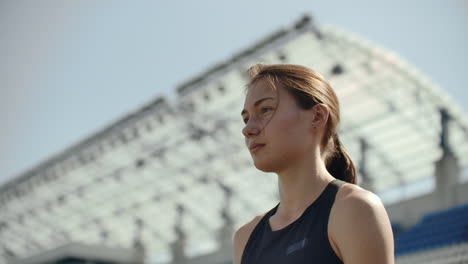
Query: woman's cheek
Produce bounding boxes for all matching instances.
[275,109,301,132]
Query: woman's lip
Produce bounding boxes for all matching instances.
[250,144,265,153]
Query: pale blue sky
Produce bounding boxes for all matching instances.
[1,0,467,184]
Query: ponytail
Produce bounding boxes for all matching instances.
[326,134,357,184]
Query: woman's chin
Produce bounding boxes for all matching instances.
[253,159,278,173]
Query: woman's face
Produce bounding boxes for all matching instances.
[241,79,316,173]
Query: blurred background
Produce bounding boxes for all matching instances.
[0,1,467,264]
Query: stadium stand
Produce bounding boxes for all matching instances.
[395,203,468,263]
[396,203,468,255]
[1,15,467,264]
[396,242,468,264]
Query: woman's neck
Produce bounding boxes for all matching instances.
[275,155,334,220]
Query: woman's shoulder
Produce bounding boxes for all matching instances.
[232,210,270,264]
[332,182,390,231]
[329,182,395,263]
[335,182,383,209]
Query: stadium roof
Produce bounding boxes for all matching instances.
[1,15,467,264]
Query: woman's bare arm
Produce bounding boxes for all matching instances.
[330,184,395,264]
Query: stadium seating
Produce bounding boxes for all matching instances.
[395,203,468,256]
[396,242,468,264]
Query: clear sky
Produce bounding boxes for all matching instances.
[1,0,467,185]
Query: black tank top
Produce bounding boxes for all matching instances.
[241,179,346,264]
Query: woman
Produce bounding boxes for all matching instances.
[233,64,394,264]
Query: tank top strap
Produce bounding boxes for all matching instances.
[324,179,346,200]
[318,179,346,216]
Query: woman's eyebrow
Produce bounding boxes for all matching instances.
[241,97,275,116]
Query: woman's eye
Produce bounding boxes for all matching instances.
[261,107,272,113]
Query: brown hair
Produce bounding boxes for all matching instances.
[246,63,357,184]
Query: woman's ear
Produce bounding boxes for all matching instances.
[310,104,329,130]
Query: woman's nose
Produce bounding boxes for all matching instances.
[242,119,261,137]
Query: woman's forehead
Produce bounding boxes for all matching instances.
[245,79,280,102]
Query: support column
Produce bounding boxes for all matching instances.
[435,108,461,209]
[170,204,187,264]
[359,138,374,192]
[133,218,146,264]
[216,181,234,251]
